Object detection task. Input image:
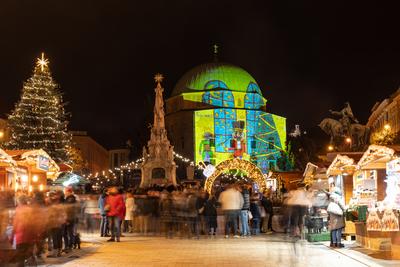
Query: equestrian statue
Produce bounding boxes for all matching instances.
[319,102,369,151]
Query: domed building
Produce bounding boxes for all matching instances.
[165,62,286,173]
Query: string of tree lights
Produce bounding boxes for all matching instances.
[82,151,196,188]
[6,53,71,163]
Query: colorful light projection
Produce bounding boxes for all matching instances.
[194,108,286,173]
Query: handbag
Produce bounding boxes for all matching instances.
[327,201,343,216]
[248,210,253,220]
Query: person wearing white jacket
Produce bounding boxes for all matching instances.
[218,185,244,238]
[124,192,136,233]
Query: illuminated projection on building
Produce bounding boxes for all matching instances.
[166,62,287,173]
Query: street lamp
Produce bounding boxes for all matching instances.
[345,137,352,151]
[328,145,334,151]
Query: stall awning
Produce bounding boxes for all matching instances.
[52,172,89,186]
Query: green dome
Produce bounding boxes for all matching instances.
[172,62,261,96]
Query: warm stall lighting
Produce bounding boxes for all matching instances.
[384,124,391,130]
[28,185,33,193]
[345,137,352,143]
[39,184,44,191]
[32,175,38,183]
[328,145,334,151]
[21,175,28,183]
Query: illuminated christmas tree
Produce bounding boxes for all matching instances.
[7,53,71,163]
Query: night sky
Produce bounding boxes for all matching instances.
[1,1,400,152]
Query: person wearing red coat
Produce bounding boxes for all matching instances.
[13,195,37,266]
[106,187,126,242]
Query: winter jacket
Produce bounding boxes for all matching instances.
[328,196,345,230]
[106,193,126,220]
[241,189,250,210]
[13,205,37,245]
[250,202,261,219]
[64,194,77,223]
[98,194,107,216]
[125,197,135,220]
[218,188,244,211]
[261,196,273,214]
[204,197,218,217]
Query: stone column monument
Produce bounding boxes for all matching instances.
[140,74,177,187]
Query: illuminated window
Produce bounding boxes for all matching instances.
[204,80,228,90]
[203,91,234,107]
[247,82,261,94]
[202,80,234,107]
[214,109,236,152]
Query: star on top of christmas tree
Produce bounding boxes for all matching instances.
[36,52,49,72]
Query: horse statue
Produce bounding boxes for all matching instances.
[319,118,343,144]
[319,103,370,150]
[350,123,370,148]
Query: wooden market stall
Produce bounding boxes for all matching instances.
[0,149,17,191]
[326,153,363,205]
[352,145,400,258]
[5,149,59,192]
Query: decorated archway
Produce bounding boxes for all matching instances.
[204,158,267,193]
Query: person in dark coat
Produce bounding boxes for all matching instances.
[160,193,175,238]
[261,194,273,232]
[203,195,218,236]
[250,195,261,235]
[63,187,77,252]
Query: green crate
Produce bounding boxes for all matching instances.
[357,205,368,222]
[306,232,331,242]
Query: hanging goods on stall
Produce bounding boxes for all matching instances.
[327,201,343,216]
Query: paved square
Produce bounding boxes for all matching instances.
[59,234,390,267]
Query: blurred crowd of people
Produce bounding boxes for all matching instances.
[0,181,347,266]
[0,187,80,266]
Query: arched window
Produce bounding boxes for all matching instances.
[204,80,228,90]
[247,82,261,94]
[244,83,263,109]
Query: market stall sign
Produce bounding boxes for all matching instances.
[387,158,400,174]
[37,155,50,171]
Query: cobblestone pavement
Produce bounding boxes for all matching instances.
[52,233,400,267]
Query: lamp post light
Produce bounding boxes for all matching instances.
[328,145,334,152]
[345,137,352,151]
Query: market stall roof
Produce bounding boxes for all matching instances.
[302,162,328,185]
[5,149,60,174]
[58,163,73,172]
[0,148,17,168]
[357,145,399,170]
[327,153,363,176]
[52,172,89,186]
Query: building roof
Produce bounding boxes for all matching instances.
[171,62,261,97]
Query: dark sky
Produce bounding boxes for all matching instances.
[1,1,400,151]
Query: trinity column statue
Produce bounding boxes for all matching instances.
[140,74,177,187]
